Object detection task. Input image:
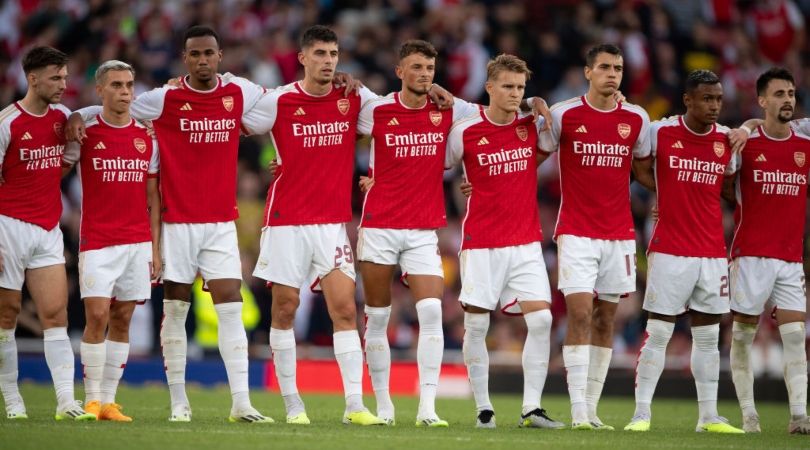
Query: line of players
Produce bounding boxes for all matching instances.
[0,24,808,435]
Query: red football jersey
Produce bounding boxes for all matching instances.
[79,75,265,223]
[243,82,377,226]
[648,116,735,258]
[63,115,159,251]
[730,126,810,262]
[538,96,651,241]
[446,109,544,250]
[357,93,478,229]
[0,102,69,230]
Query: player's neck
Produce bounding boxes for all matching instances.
[763,118,791,139]
[101,107,131,127]
[300,78,332,96]
[484,105,513,125]
[19,91,49,116]
[585,90,616,111]
[399,89,427,109]
[683,114,712,134]
[186,75,217,91]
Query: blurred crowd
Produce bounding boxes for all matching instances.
[4,0,810,377]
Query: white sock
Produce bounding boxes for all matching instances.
[691,324,720,420]
[416,298,443,418]
[363,305,393,417]
[521,309,551,414]
[463,312,491,412]
[779,322,808,418]
[333,330,365,412]
[730,321,758,418]
[0,328,24,412]
[101,340,129,404]
[563,344,589,423]
[161,299,190,408]
[269,327,304,416]
[586,345,612,420]
[633,319,674,419]
[43,327,76,407]
[80,341,105,403]
[214,302,251,411]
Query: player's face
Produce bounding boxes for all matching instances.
[299,41,339,86]
[684,83,722,126]
[584,52,623,96]
[97,70,134,115]
[397,53,435,96]
[29,65,67,104]
[759,79,795,123]
[183,36,222,83]
[485,70,526,113]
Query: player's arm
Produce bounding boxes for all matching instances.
[721,173,737,204]
[147,176,161,281]
[65,106,102,144]
[522,97,552,131]
[632,157,656,191]
[728,119,764,154]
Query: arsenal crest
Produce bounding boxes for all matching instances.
[429,111,442,126]
[516,125,528,141]
[795,152,806,167]
[337,99,350,115]
[618,123,631,139]
[713,141,725,157]
[222,96,234,112]
[53,122,63,138]
[134,138,147,154]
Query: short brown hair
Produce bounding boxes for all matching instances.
[22,46,68,74]
[486,54,532,81]
[399,40,438,60]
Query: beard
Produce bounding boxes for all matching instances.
[778,109,793,123]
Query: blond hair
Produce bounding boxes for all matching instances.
[486,54,532,81]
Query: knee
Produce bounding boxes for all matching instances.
[567,306,591,330]
[329,300,357,328]
[39,304,67,328]
[271,295,300,326]
[85,307,109,330]
[591,312,614,335]
[109,306,134,333]
[0,302,20,329]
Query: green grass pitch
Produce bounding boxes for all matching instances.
[1,384,806,449]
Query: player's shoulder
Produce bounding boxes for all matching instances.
[363,92,396,110]
[714,123,732,135]
[0,103,21,127]
[549,96,583,114]
[650,115,680,132]
[50,103,71,118]
[84,115,101,128]
[619,101,650,121]
[449,109,483,134]
[792,128,810,143]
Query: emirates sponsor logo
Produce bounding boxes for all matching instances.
[294,107,306,116]
[180,103,192,111]
[756,154,767,162]
[53,122,63,138]
[476,146,533,166]
[94,141,107,150]
[134,138,147,153]
[222,96,234,112]
[617,123,631,139]
[478,137,489,145]
[575,125,588,133]
[713,141,725,157]
[337,99,350,115]
[753,169,807,184]
[384,131,444,146]
[292,120,351,136]
[573,140,630,155]
[671,140,684,149]
[429,111,442,126]
[91,157,150,171]
[669,155,725,174]
[387,117,400,126]
[516,125,528,141]
[179,117,237,131]
[795,152,805,167]
[21,131,32,141]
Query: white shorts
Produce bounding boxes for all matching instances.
[357,227,443,278]
[643,252,730,316]
[79,242,152,301]
[253,223,356,291]
[730,257,806,315]
[458,242,551,315]
[161,222,242,284]
[0,214,65,290]
[556,235,636,301]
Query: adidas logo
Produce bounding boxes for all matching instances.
[94,141,107,150]
[671,140,684,149]
[387,117,400,126]
[294,107,306,116]
[756,154,767,162]
[21,131,32,140]
[575,125,588,133]
[180,103,192,111]
[478,137,489,145]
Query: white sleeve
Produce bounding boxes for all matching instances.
[445,125,464,168]
[357,102,375,136]
[62,141,80,166]
[537,108,562,153]
[792,118,810,135]
[75,105,102,121]
[725,151,737,176]
[148,139,160,174]
[0,118,11,165]
[633,110,652,159]
[452,98,479,121]
[786,0,804,30]
[650,123,659,158]
[532,116,551,153]
[229,75,266,115]
[241,90,279,135]
[131,87,169,121]
[358,85,379,109]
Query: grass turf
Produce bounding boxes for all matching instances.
[1,383,806,449]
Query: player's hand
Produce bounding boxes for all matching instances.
[358,176,375,192]
[334,72,360,97]
[614,90,626,103]
[429,84,454,110]
[150,254,162,282]
[651,203,659,222]
[165,76,183,88]
[728,128,749,153]
[142,120,156,138]
[530,97,551,131]
[65,113,87,144]
[267,159,278,177]
[460,179,472,198]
